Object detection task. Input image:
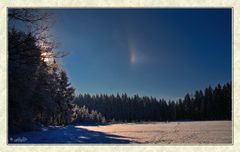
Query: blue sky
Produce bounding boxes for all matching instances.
[51,9,231,100]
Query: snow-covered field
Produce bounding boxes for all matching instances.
[9,121,232,144]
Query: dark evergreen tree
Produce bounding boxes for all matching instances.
[8,9,76,133]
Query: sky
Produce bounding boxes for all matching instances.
[50,9,232,100]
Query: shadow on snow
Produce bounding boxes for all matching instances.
[8,125,130,144]
[71,122,110,127]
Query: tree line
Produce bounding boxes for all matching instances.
[73,82,231,122]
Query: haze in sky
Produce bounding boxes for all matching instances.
[51,9,231,100]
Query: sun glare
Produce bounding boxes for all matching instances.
[41,52,54,64]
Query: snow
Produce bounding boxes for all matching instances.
[9,125,130,144]
[9,121,232,144]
